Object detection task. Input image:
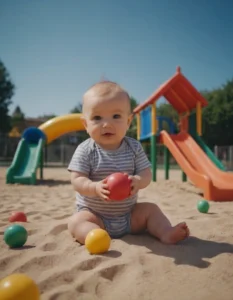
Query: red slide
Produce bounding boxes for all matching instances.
[160,130,233,201]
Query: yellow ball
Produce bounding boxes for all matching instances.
[0,273,40,300]
[85,228,111,254]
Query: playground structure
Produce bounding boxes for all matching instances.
[5,66,233,201]
[133,66,233,201]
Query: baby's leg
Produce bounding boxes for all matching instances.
[131,203,189,244]
[68,210,105,244]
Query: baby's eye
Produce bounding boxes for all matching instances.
[113,114,121,119]
[93,116,101,121]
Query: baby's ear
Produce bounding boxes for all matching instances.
[80,115,87,130]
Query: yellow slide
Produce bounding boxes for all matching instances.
[39,113,85,144]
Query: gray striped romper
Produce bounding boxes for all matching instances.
[68,136,151,238]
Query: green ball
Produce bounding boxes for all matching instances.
[197,200,209,213]
[4,224,28,248]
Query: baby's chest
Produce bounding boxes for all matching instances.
[90,152,135,176]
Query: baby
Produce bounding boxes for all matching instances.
[68,81,189,244]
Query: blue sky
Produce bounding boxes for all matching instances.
[1,0,233,118]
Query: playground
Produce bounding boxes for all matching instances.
[1,68,233,300]
[5,67,233,201]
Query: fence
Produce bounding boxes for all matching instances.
[0,133,86,167]
[1,135,233,171]
[214,145,233,171]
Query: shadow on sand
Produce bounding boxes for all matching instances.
[122,234,233,268]
[37,179,70,186]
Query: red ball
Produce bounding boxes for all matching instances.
[9,211,27,223]
[106,172,131,201]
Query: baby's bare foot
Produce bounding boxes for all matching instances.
[161,222,190,244]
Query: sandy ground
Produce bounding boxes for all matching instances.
[1,167,233,300]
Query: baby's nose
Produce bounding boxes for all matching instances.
[102,120,112,127]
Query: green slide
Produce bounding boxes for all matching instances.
[6,138,44,185]
[192,133,226,171]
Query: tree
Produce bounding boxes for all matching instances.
[38,114,57,120]
[127,96,138,139]
[201,79,233,146]
[0,60,15,133]
[11,105,25,128]
[70,104,82,114]
[157,102,179,124]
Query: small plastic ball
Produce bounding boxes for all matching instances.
[9,211,27,223]
[0,273,40,300]
[85,228,111,254]
[4,225,28,248]
[197,200,210,213]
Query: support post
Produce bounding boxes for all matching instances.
[164,146,170,180]
[151,103,157,182]
[136,113,141,140]
[182,171,187,182]
[151,134,156,182]
[40,146,44,180]
[196,101,202,135]
[44,144,48,167]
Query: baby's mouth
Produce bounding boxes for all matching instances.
[102,133,114,136]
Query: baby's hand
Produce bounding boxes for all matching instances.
[95,178,110,201]
[128,175,140,196]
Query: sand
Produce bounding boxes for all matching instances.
[1,167,233,300]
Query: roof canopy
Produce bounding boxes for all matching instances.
[133,67,208,114]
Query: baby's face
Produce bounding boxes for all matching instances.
[82,94,132,150]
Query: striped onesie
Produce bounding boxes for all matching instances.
[68,136,151,238]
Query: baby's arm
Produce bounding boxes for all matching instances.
[129,167,152,195]
[133,167,152,189]
[70,171,110,200]
[128,140,152,195]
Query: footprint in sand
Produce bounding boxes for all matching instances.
[75,263,126,297]
[78,256,103,271]
[27,229,38,235]
[97,264,126,281]
[39,257,105,292]
[40,242,57,252]
[49,224,67,235]
[27,211,39,216]
[1,217,10,222]
[0,255,18,271]
[48,290,80,300]
[53,214,71,220]
[12,254,59,274]
[32,215,42,220]
[75,264,127,300]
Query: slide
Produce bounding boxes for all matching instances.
[6,114,85,185]
[191,132,226,171]
[6,138,44,185]
[38,113,85,143]
[160,130,233,201]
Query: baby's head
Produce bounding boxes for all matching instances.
[81,81,133,150]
